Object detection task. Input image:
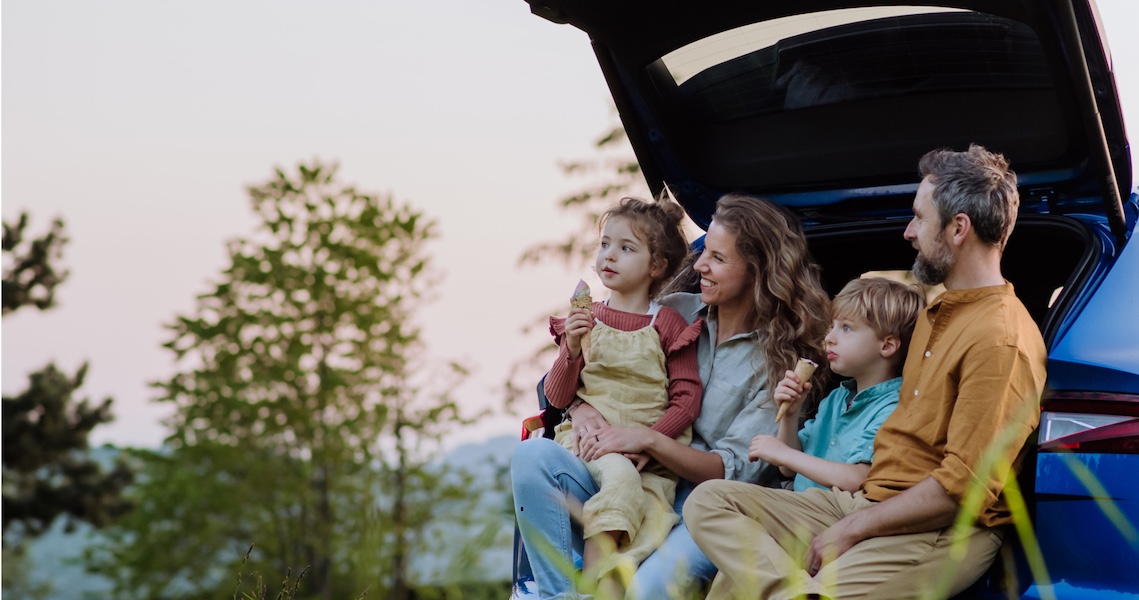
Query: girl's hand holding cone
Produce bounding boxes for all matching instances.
[568,279,594,362]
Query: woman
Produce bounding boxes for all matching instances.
[511,194,831,599]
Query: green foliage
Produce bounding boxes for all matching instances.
[2,364,134,538]
[2,546,54,600]
[2,212,68,315]
[2,212,134,546]
[85,161,485,599]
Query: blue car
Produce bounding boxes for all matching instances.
[521,0,1138,597]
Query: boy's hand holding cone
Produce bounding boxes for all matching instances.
[775,358,817,422]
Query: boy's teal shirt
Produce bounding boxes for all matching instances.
[794,376,902,492]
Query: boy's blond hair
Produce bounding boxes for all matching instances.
[832,277,926,372]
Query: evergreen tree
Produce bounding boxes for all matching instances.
[2,364,134,537]
[87,161,480,600]
[2,212,68,315]
[1,213,133,542]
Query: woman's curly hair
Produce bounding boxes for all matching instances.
[711,193,832,405]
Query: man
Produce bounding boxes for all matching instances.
[683,145,1047,600]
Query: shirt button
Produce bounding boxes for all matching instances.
[830,441,836,446]
[925,351,931,358]
[914,389,919,396]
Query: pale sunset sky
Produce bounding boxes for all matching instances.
[3,1,1137,449]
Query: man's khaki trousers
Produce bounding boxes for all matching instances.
[684,480,1004,600]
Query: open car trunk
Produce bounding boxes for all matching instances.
[805,213,1099,348]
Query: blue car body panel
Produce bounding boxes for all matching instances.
[1048,214,1139,394]
[1030,452,1139,596]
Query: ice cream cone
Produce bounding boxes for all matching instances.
[776,358,818,422]
[570,279,593,363]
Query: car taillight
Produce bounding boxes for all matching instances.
[1039,391,1139,453]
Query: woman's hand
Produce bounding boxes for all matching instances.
[580,425,655,462]
[748,434,791,465]
[570,402,609,456]
[564,307,594,359]
[773,370,811,420]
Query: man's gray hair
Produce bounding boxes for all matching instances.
[918,144,1019,249]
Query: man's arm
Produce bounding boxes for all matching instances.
[805,477,956,574]
[932,345,1043,517]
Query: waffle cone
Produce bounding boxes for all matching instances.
[776,358,818,422]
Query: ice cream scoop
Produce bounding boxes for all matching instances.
[570,279,593,362]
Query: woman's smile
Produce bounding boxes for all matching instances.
[693,221,751,312]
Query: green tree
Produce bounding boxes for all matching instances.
[2,364,134,538]
[2,213,133,542]
[2,212,68,315]
[87,161,482,600]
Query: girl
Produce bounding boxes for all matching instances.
[544,196,703,592]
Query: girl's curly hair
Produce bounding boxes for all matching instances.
[599,195,690,298]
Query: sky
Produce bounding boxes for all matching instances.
[3,1,1138,450]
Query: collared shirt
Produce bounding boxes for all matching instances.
[795,377,901,492]
[861,282,1047,527]
[660,293,776,485]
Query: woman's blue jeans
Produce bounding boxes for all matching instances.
[511,437,717,600]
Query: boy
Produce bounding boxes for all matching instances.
[748,277,925,491]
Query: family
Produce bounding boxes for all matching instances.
[511,145,1048,600]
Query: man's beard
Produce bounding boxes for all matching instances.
[912,235,954,285]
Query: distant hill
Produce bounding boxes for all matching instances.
[12,435,521,598]
[413,434,519,583]
[446,434,518,474]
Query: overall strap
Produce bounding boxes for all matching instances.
[647,300,662,327]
